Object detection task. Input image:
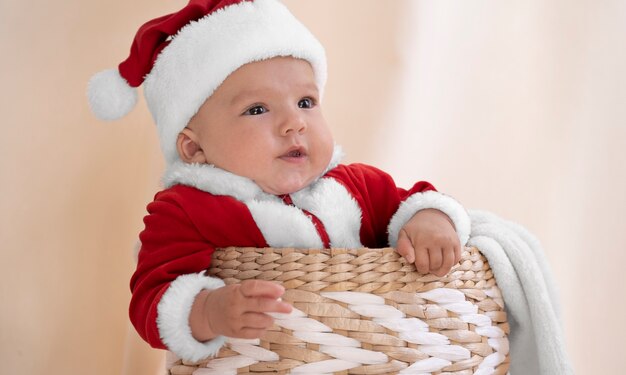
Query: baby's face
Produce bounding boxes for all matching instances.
[186,57,334,195]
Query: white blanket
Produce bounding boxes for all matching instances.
[468,209,574,374]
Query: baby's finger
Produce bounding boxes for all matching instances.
[396,230,415,263]
[239,279,285,299]
[433,248,455,277]
[247,296,292,315]
[454,244,462,264]
[414,246,430,274]
[241,311,275,330]
[428,247,443,272]
[235,327,268,340]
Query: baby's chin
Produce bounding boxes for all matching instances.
[258,175,318,196]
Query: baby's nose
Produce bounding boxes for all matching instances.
[280,112,307,135]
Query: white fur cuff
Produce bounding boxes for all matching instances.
[388,190,471,247]
[157,272,227,362]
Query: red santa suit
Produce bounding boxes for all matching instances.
[130,150,471,362]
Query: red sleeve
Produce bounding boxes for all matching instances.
[326,163,436,247]
[129,186,267,350]
[129,191,215,349]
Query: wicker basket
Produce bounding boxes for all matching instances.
[167,247,510,375]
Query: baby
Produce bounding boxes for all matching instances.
[88,0,470,363]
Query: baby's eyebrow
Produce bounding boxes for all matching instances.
[229,84,319,106]
[229,90,265,107]
[299,83,319,95]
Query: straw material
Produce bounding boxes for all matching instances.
[168,247,510,375]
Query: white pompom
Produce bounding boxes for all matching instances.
[87,68,137,120]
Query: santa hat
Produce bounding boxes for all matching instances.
[87,0,327,165]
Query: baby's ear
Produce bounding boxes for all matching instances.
[176,128,206,163]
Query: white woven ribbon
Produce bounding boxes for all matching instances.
[417,288,466,303]
[229,343,279,361]
[373,317,429,332]
[267,306,307,319]
[192,369,237,375]
[399,357,452,373]
[488,337,510,354]
[475,325,506,338]
[440,301,478,315]
[176,267,511,373]
[273,317,332,332]
[203,354,258,371]
[320,291,385,305]
[417,345,471,361]
[474,367,496,375]
[293,331,361,347]
[319,345,388,365]
[290,359,361,373]
[479,352,507,369]
[460,313,492,327]
[400,331,450,345]
[348,303,405,319]
[225,337,260,345]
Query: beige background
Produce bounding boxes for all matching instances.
[1,0,625,374]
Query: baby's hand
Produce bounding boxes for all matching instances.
[396,208,461,277]
[192,280,292,340]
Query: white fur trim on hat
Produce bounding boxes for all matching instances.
[144,0,327,166]
[387,191,471,247]
[87,68,138,120]
[157,272,227,362]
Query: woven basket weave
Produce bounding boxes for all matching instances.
[167,247,510,375]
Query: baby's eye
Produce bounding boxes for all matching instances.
[244,105,267,116]
[298,98,314,109]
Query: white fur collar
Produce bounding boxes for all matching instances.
[162,145,344,201]
[161,145,363,248]
[291,179,362,248]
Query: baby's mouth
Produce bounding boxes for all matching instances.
[281,147,307,160]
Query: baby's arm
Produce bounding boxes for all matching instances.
[130,186,284,361]
[396,208,462,277]
[189,280,292,341]
[324,164,470,276]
